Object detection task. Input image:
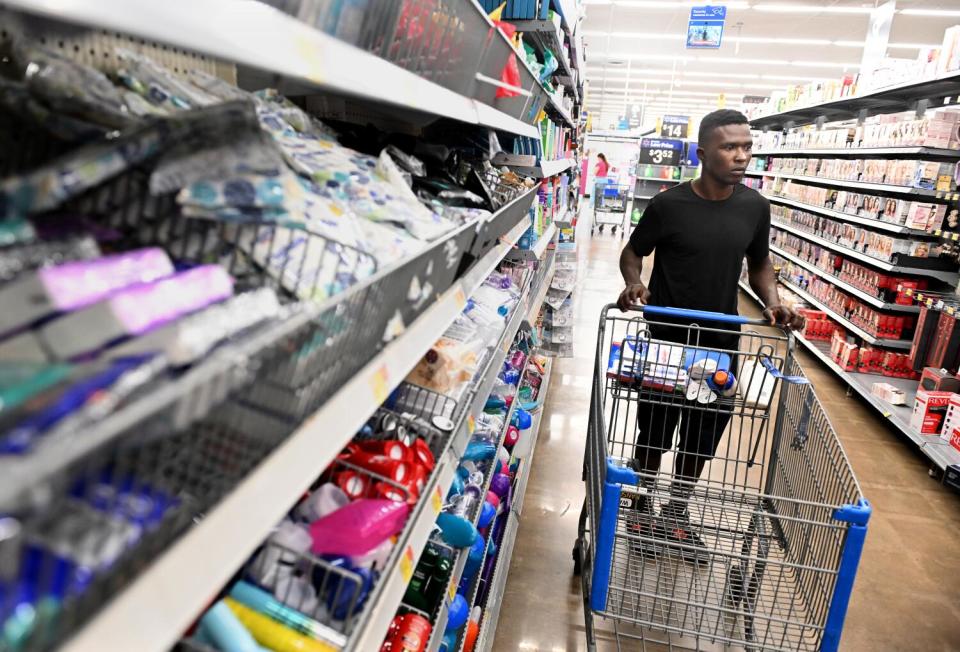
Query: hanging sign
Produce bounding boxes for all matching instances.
[659,115,690,139]
[639,138,684,166]
[687,6,726,49]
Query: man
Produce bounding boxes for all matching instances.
[616,109,803,560]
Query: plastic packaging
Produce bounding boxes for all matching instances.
[229,581,331,643]
[200,600,262,652]
[309,499,409,557]
[224,598,335,652]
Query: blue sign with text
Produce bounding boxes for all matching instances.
[687,6,726,49]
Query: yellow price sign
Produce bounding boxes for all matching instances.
[293,35,325,84]
[399,545,415,583]
[448,578,457,602]
[431,486,443,515]
[467,414,476,435]
[369,364,390,404]
[454,285,467,308]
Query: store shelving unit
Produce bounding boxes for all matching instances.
[750,71,960,130]
[771,220,960,284]
[745,169,947,198]
[762,194,931,235]
[0,0,586,648]
[1,0,542,138]
[509,14,573,83]
[748,74,960,488]
[473,359,552,652]
[741,279,960,473]
[770,244,919,313]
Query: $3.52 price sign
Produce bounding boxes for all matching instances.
[638,138,683,166]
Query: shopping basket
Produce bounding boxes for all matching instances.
[593,181,630,237]
[575,304,870,652]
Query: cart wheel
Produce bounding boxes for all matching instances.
[611,226,618,235]
[598,225,604,234]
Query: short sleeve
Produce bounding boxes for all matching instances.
[628,199,663,257]
[746,197,770,261]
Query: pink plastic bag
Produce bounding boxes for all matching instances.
[309,499,410,557]
[493,21,522,99]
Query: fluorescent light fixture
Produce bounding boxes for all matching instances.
[683,71,759,79]
[695,56,790,65]
[752,3,874,13]
[593,52,695,62]
[789,60,857,68]
[674,80,741,88]
[589,69,678,77]
[760,74,835,83]
[610,0,750,7]
[899,8,960,17]
[729,36,832,46]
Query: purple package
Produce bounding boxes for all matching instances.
[39,265,234,360]
[0,247,174,335]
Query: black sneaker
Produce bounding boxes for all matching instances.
[624,492,657,559]
[654,502,710,567]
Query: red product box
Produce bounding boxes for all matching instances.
[939,395,960,440]
[920,367,960,393]
[910,389,955,434]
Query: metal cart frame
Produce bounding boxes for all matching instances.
[575,305,870,652]
[593,181,630,237]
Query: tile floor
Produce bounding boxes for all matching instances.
[492,209,960,652]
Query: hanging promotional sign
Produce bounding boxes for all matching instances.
[861,1,896,75]
[687,6,726,49]
[639,138,684,166]
[659,115,690,139]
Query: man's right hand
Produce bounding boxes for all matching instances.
[617,283,650,312]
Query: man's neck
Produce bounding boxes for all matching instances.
[691,173,735,201]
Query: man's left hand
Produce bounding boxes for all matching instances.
[762,304,805,330]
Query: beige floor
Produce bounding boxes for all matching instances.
[493,210,960,652]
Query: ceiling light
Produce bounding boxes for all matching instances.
[728,36,832,46]
[683,71,759,79]
[752,3,874,14]
[898,8,960,17]
[589,69,677,77]
[789,60,857,68]
[609,1,750,7]
[760,74,835,82]
[595,52,696,62]
[674,80,742,88]
[695,56,790,65]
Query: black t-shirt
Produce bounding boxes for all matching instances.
[628,182,770,349]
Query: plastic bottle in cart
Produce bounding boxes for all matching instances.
[706,370,738,397]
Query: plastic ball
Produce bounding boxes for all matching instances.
[478,501,496,529]
[503,425,520,447]
[446,594,469,631]
[489,473,511,499]
[511,409,532,430]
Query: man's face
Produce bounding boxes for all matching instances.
[697,123,753,185]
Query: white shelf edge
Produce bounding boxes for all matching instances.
[753,146,960,157]
[2,0,538,139]
[505,158,574,179]
[748,70,960,126]
[770,220,960,283]
[777,278,912,349]
[763,194,928,236]
[770,244,919,313]
[744,170,942,197]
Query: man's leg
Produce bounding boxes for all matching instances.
[629,401,681,514]
[665,404,734,516]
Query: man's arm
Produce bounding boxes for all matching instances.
[618,246,651,311]
[747,255,804,329]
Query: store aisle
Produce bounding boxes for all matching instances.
[493,208,960,652]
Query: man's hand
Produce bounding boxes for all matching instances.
[762,304,805,330]
[618,283,651,312]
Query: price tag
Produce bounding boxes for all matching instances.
[659,115,689,139]
[638,138,683,167]
[369,364,390,404]
[399,545,415,583]
[467,414,476,435]
[454,285,467,308]
[448,579,457,602]
[431,486,443,515]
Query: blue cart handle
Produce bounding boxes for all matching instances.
[630,304,769,327]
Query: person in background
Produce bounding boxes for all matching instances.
[594,152,610,179]
[579,149,590,198]
[616,109,804,562]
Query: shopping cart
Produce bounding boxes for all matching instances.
[574,305,870,652]
[593,181,630,237]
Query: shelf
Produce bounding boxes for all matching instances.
[753,146,960,158]
[770,221,960,284]
[508,223,557,261]
[744,170,948,198]
[636,177,681,184]
[509,14,573,82]
[526,254,557,323]
[505,157,574,179]
[749,71,960,130]
[54,218,531,652]
[475,358,552,652]
[739,281,960,475]
[770,244,919,313]
[2,0,539,139]
[776,278,913,349]
[763,194,930,236]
